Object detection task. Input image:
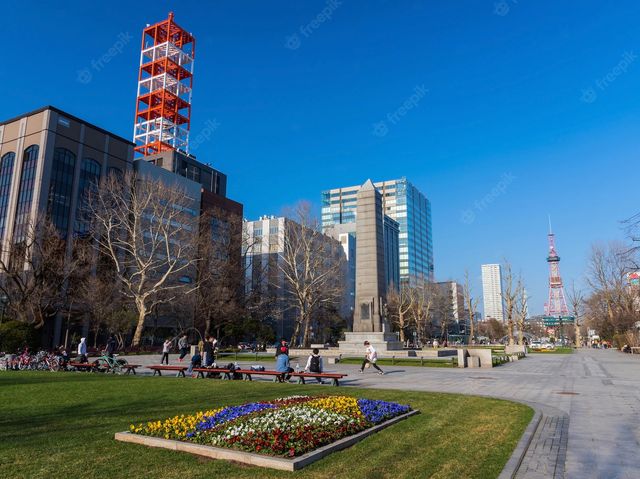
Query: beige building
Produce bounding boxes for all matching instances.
[0,106,134,344]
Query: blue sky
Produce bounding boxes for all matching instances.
[2,1,638,314]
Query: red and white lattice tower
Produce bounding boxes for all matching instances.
[133,12,195,156]
[544,225,571,322]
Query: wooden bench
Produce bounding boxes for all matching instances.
[68,362,98,372]
[147,365,189,377]
[241,369,346,386]
[192,367,233,379]
[291,372,347,386]
[122,364,141,375]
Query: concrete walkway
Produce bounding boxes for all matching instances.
[334,348,639,479]
[122,349,639,478]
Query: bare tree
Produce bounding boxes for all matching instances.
[277,202,346,347]
[463,270,479,345]
[87,171,201,346]
[410,282,438,346]
[515,281,528,346]
[386,284,413,344]
[567,281,584,347]
[502,262,519,346]
[194,208,245,338]
[0,217,84,328]
[583,242,639,342]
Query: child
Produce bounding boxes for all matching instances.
[305,348,324,384]
[360,341,384,375]
[161,338,172,365]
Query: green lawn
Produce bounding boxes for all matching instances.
[528,347,574,354]
[339,357,457,367]
[0,372,532,479]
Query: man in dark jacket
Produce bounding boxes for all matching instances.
[105,334,117,358]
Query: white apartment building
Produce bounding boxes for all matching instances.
[481,264,504,322]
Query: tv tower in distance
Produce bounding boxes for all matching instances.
[543,219,574,331]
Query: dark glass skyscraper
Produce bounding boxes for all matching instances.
[322,177,433,284]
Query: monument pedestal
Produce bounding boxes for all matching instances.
[339,332,403,354]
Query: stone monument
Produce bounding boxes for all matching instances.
[339,180,403,353]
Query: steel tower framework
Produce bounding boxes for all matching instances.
[543,227,574,326]
[133,12,195,156]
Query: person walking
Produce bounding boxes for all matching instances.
[359,341,384,375]
[77,337,88,363]
[203,336,214,366]
[178,334,189,362]
[105,334,117,358]
[161,338,172,365]
[305,348,324,384]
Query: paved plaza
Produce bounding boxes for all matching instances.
[124,348,639,478]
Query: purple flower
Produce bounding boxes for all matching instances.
[191,403,277,435]
[357,399,411,424]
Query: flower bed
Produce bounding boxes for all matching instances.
[130,395,412,457]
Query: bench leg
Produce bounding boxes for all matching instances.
[132,369,136,375]
[153,370,160,377]
[243,373,252,381]
[297,376,305,384]
[332,378,339,386]
[178,370,185,378]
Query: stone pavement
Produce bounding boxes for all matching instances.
[331,349,639,479]
[121,349,640,478]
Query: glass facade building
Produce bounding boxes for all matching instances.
[321,178,433,284]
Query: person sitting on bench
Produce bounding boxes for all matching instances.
[305,348,324,384]
[275,342,293,382]
[187,350,202,377]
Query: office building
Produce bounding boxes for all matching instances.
[322,177,433,284]
[437,281,469,335]
[0,106,135,344]
[244,215,347,341]
[481,264,504,322]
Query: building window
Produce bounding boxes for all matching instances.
[13,145,39,243]
[0,152,15,241]
[74,158,101,236]
[47,147,76,237]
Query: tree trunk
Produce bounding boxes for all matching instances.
[132,304,147,347]
[204,317,212,338]
[517,321,524,345]
[468,313,475,345]
[508,320,515,346]
[302,312,312,347]
[575,322,580,347]
[290,319,301,347]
